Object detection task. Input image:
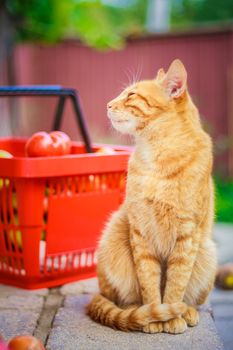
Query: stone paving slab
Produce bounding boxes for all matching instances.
[214,319,232,350]
[210,288,233,350]
[46,294,224,350]
[0,309,41,342]
[0,284,47,342]
[60,278,99,296]
[210,288,233,304]
[0,295,44,310]
[0,284,48,297]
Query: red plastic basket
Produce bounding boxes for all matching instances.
[0,138,131,289]
[0,86,131,289]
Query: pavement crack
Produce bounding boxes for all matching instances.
[33,287,64,346]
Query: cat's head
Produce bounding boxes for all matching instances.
[107,59,188,136]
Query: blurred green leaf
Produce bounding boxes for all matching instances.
[215,177,233,223]
[3,0,233,50]
[70,2,124,49]
[4,0,147,49]
[171,0,233,29]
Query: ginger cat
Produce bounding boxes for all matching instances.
[87,59,217,334]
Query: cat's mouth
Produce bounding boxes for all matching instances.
[107,110,135,134]
[108,113,130,124]
[111,119,129,124]
[107,109,129,123]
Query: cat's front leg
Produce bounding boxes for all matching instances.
[130,227,161,304]
[130,227,163,333]
[163,232,199,334]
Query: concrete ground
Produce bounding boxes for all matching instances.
[210,289,233,350]
[211,223,233,350]
[0,223,232,350]
[0,279,224,350]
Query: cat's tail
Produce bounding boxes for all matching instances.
[86,294,187,331]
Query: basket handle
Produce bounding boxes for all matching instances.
[0,85,93,153]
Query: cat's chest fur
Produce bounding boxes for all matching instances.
[126,156,177,258]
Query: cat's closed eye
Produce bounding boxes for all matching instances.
[128,91,136,98]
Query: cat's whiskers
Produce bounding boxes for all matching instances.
[134,62,143,85]
[123,65,142,89]
[123,67,134,87]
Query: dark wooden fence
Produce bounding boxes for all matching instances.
[1,26,233,175]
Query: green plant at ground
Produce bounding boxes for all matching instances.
[215,177,233,223]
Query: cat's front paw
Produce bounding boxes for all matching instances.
[163,317,187,334]
[183,306,199,327]
[143,322,163,333]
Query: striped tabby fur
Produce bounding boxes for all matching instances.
[87,59,217,334]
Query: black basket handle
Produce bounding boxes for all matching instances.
[0,85,93,153]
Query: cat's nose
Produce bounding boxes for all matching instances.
[107,103,112,109]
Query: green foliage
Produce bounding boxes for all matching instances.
[5,0,147,49]
[171,0,233,28]
[6,0,233,49]
[215,177,233,223]
[71,1,147,49]
[6,0,66,43]
[70,2,125,49]
[4,0,233,49]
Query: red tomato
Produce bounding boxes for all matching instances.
[25,132,54,157]
[25,131,71,157]
[50,131,71,155]
[8,335,45,350]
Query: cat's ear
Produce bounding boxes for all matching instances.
[162,59,187,98]
[155,68,166,82]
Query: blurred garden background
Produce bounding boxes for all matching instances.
[0,0,233,223]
